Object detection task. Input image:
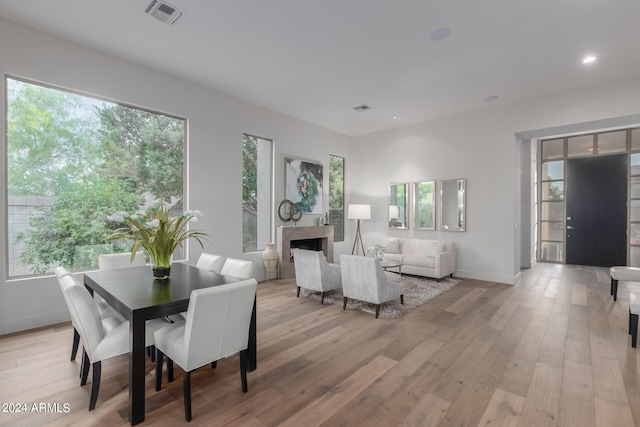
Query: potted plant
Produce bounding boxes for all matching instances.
[106,195,207,279]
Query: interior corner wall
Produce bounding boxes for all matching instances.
[350,73,640,285]
[0,17,352,334]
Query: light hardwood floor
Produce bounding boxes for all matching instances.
[1,263,639,426]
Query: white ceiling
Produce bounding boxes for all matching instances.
[2,0,640,137]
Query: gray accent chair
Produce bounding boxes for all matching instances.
[340,255,404,318]
[293,248,342,304]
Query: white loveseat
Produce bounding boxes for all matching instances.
[381,237,456,280]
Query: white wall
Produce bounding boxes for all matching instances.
[0,18,352,334]
[350,73,640,284]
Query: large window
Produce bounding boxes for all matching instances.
[329,155,344,242]
[6,77,185,278]
[242,134,273,252]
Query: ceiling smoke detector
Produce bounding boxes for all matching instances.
[145,0,184,25]
[353,105,371,112]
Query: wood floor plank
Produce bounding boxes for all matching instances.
[477,388,525,427]
[517,362,563,427]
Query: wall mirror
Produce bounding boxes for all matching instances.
[440,178,466,231]
[413,181,436,230]
[389,183,409,229]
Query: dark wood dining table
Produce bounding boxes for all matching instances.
[83,262,257,425]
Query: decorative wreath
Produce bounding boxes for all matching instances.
[278,199,303,223]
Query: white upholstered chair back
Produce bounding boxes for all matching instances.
[196,252,226,273]
[57,274,83,329]
[340,255,404,305]
[221,258,255,279]
[54,266,71,278]
[181,279,257,371]
[64,285,112,361]
[292,249,341,293]
[98,252,146,270]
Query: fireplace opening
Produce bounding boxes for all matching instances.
[290,238,322,262]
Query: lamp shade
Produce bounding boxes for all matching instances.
[389,205,400,219]
[348,204,371,220]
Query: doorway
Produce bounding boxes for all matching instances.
[565,154,627,267]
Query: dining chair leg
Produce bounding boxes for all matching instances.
[296,286,301,298]
[343,297,348,310]
[155,350,164,391]
[81,351,90,386]
[167,358,174,383]
[149,345,156,363]
[71,328,80,361]
[240,350,248,393]
[375,304,381,318]
[631,312,639,348]
[320,292,325,304]
[211,360,217,369]
[183,371,192,422]
[89,361,101,411]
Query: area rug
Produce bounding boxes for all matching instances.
[297,275,460,319]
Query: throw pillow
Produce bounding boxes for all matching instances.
[384,237,401,254]
[426,242,440,257]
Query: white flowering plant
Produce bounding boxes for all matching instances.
[106,195,207,269]
[367,244,386,260]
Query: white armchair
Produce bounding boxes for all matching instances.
[340,255,404,318]
[196,252,226,273]
[153,279,258,421]
[292,249,342,304]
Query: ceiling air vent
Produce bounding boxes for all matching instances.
[145,0,184,25]
[353,105,371,112]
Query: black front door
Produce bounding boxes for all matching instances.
[565,154,627,267]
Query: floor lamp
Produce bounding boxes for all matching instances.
[348,204,371,255]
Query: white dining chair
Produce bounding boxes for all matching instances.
[64,285,167,411]
[56,267,122,317]
[153,279,258,421]
[98,252,146,270]
[195,252,226,273]
[221,258,255,279]
[55,271,121,362]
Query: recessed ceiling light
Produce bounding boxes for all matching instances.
[392,115,398,119]
[353,105,371,112]
[430,27,451,41]
[484,95,498,102]
[583,56,597,64]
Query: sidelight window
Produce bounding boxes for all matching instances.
[329,155,344,242]
[242,134,273,252]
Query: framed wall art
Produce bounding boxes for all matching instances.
[285,157,323,214]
